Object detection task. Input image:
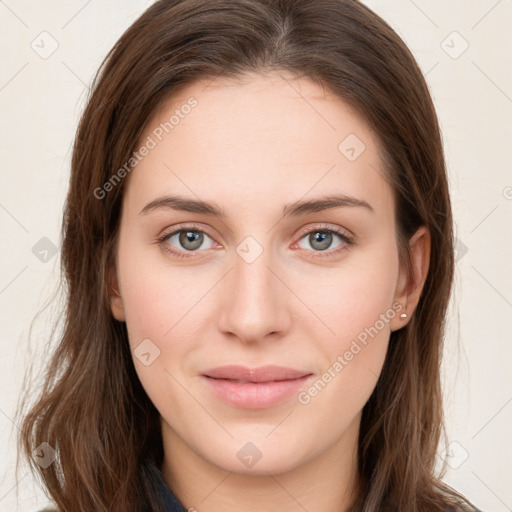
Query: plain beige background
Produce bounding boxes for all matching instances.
[0,1,511,510]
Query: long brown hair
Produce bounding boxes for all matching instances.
[17,1,476,510]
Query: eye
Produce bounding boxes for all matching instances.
[158,224,218,259]
[294,225,354,257]
[157,223,354,260]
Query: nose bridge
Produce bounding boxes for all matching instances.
[218,235,289,341]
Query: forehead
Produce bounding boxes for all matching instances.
[123,71,393,221]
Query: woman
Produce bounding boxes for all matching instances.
[17,0,482,510]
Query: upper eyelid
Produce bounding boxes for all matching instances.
[296,223,353,239]
[161,223,216,241]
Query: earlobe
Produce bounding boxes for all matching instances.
[107,269,126,322]
[390,226,431,331]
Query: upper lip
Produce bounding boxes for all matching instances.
[202,365,312,383]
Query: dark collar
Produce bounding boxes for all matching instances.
[152,464,187,512]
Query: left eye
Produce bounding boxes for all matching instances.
[296,229,351,252]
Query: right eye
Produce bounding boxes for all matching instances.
[157,225,219,259]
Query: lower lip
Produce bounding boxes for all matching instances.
[202,375,313,409]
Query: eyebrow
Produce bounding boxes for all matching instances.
[139,193,375,217]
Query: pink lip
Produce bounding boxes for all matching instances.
[201,365,313,409]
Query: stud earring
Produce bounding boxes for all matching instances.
[400,301,407,318]
[400,299,408,319]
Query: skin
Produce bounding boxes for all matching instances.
[109,71,430,512]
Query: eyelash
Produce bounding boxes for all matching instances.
[156,223,355,260]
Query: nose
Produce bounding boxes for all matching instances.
[217,243,292,344]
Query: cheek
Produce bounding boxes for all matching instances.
[118,263,204,417]
[297,242,399,347]
[117,243,216,404]
[118,239,206,345]
[294,246,397,408]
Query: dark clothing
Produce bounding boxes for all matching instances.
[36,464,188,512]
[151,461,483,512]
[38,465,482,512]
[152,463,187,512]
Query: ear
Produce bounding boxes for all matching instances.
[390,225,431,331]
[107,267,126,322]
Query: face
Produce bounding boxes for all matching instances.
[110,71,417,476]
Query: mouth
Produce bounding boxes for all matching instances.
[201,365,313,409]
[202,364,312,382]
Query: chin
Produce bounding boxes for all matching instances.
[201,435,310,476]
